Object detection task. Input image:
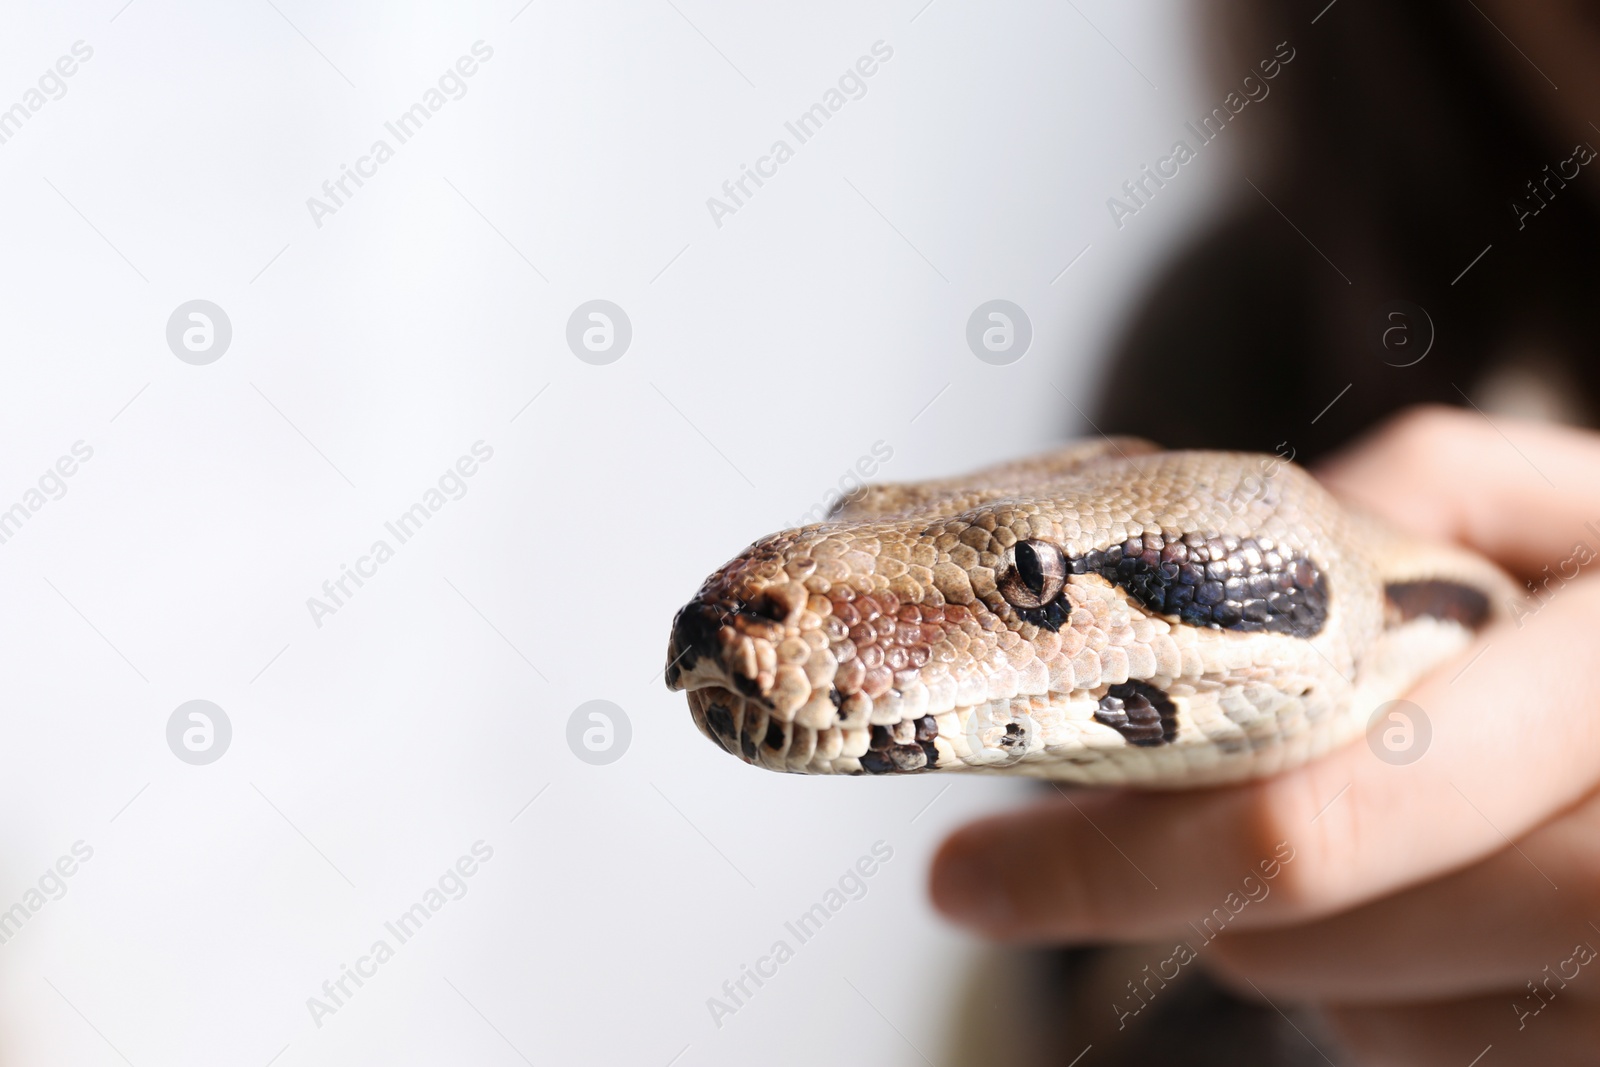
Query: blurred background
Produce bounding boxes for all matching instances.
[0,1,1233,1063]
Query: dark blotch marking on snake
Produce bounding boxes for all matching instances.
[1095,681,1178,746]
[1385,579,1491,630]
[705,701,736,751]
[916,716,940,768]
[763,720,786,750]
[1075,531,1328,638]
[861,715,940,774]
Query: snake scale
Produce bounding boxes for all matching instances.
[666,440,1517,787]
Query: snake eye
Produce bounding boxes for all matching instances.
[1000,539,1066,609]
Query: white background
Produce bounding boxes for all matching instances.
[0,1,1221,1063]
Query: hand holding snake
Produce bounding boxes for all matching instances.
[935,409,1600,1064]
[667,406,1600,1063]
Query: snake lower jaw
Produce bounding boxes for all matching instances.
[686,685,947,776]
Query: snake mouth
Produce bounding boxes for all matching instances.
[686,686,759,757]
[664,643,739,695]
[682,678,813,753]
[686,685,945,775]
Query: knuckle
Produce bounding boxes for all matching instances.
[1379,404,1475,463]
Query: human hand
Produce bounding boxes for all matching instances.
[930,406,1600,1064]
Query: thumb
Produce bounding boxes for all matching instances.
[1313,404,1600,577]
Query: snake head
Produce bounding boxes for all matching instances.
[665,439,1524,785]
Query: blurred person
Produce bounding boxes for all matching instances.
[932,2,1600,1063]
[1098,0,1600,451]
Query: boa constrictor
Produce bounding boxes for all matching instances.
[666,440,1513,787]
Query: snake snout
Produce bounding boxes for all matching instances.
[665,601,726,689]
[666,570,815,691]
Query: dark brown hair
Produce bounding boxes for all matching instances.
[1093,0,1600,461]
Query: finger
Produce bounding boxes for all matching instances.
[1203,786,1600,1003]
[930,578,1600,942]
[1314,405,1600,576]
[1326,992,1600,1067]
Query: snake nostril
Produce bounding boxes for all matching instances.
[742,591,790,623]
